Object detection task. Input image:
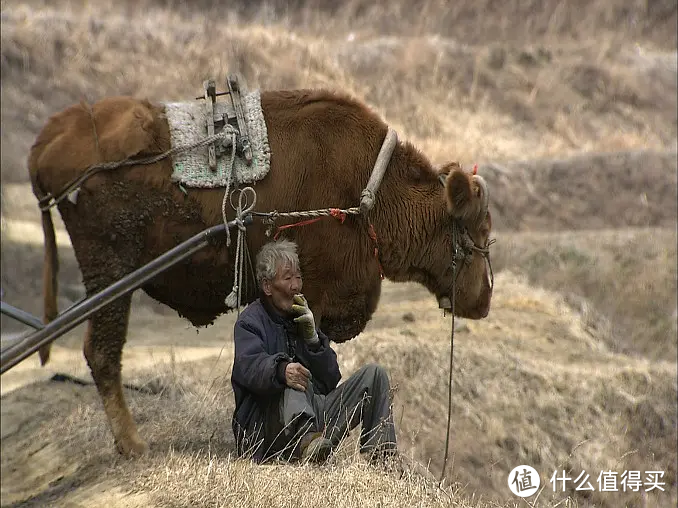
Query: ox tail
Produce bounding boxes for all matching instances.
[39,208,59,366]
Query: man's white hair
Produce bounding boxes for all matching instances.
[255,239,300,287]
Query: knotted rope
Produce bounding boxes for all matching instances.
[251,205,384,280]
[224,187,257,312]
[221,127,398,302]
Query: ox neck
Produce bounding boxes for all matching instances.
[366,182,449,283]
[356,135,448,282]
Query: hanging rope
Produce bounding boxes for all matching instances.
[224,187,256,312]
[439,260,457,486]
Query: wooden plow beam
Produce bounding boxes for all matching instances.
[0,218,247,375]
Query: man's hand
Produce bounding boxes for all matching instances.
[291,294,320,346]
[285,362,311,391]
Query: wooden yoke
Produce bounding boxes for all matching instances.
[197,74,253,167]
[226,74,253,166]
[203,79,217,171]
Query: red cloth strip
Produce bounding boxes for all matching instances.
[329,208,347,223]
[368,222,385,280]
[272,212,384,280]
[273,217,323,240]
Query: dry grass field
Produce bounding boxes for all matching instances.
[1,0,676,507]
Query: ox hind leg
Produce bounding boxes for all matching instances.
[83,291,148,457]
[69,225,148,457]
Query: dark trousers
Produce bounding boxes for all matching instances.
[266,364,397,460]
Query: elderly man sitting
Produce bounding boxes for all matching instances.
[231,239,397,464]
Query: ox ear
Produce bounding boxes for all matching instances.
[444,166,488,223]
[438,161,462,177]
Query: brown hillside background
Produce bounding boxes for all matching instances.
[1,0,676,507]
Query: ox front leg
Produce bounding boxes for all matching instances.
[83,294,148,457]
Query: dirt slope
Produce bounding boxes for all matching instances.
[2,274,675,508]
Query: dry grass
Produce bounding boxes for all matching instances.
[492,227,678,362]
[0,0,676,507]
[480,151,678,232]
[1,273,675,507]
[16,0,677,50]
[1,0,676,184]
[0,349,500,508]
[343,273,677,508]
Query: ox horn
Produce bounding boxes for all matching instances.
[473,174,489,219]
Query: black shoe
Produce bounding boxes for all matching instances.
[300,432,333,464]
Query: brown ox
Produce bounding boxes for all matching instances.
[28,89,493,457]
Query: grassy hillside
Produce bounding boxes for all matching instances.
[2,1,676,185]
[2,273,675,507]
[1,0,676,507]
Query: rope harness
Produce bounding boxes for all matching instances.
[438,219,495,486]
[220,127,396,309]
[223,187,257,312]
[37,128,238,212]
[252,206,384,279]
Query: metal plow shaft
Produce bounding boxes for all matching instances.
[0,222,235,375]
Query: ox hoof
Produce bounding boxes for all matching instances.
[115,436,149,458]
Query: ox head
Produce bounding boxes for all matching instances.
[428,162,493,318]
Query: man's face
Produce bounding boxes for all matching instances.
[263,261,302,314]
